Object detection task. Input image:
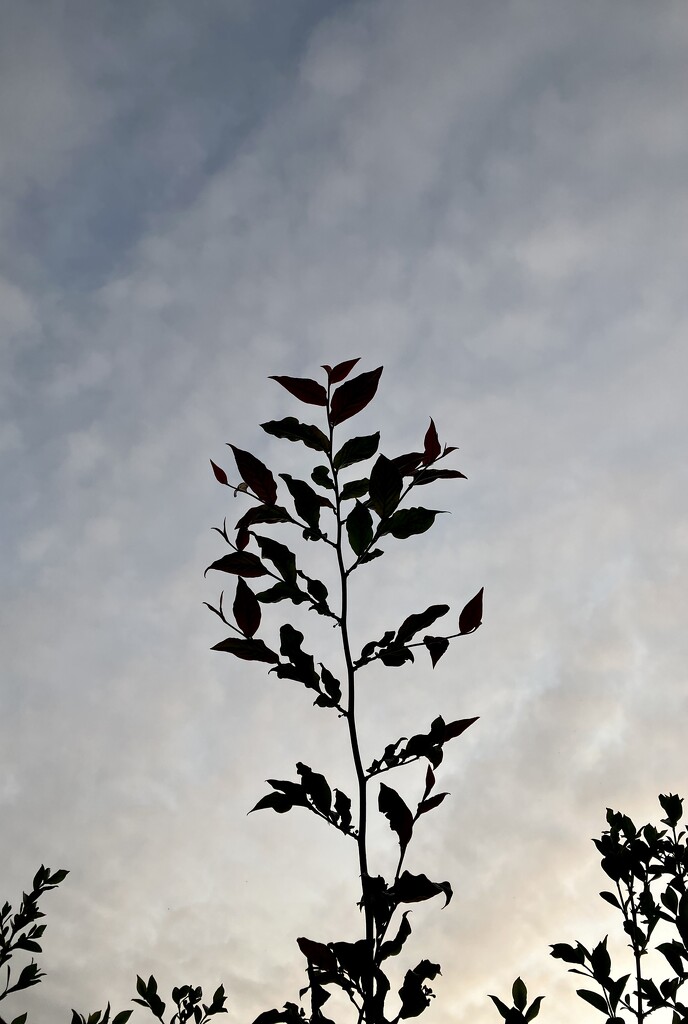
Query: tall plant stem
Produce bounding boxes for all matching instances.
[328,417,374,1023]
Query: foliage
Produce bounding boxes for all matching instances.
[492,793,688,1023]
[204,359,482,1023]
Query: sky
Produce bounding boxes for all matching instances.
[1,1,687,1022]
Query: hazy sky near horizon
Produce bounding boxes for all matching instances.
[2,2,687,1022]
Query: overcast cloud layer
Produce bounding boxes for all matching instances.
[2,2,687,1022]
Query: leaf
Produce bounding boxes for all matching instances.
[576,989,609,1013]
[443,716,479,740]
[422,419,441,465]
[322,358,360,384]
[235,505,292,533]
[296,762,332,815]
[379,912,412,961]
[488,995,511,1021]
[256,582,309,605]
[398,961,441,1020]
[330,366,383,425]
[211,637,279,663]
[204,552,267,578]
[424,635,449,668]
[369,455,403,519]
[112,1013,133,1024]
[346,501,373,556]
[270,375,328,406]
[311,465,334,490]
[210,460,228,485]
[657,941,686,975]
[379,646,414,667]
[233,578,261,638]
[525,996,545,1022]
[393,451,424,476]
[396,604,449,645]
[254,535,297,584]
[382,507,442,539]
[379,783,414,853]
[333,432,380,470]
[512,978,527,1012]
[319,665,341,706]
[333,789,352,832]
[280,474,324,529]
[459,587,484,633]
[393,870,452,907]
[228,445,277,504]
[599,890,621,910]
[414,468,467,485]
[250,792,294,814]
[416,792,448,817]
[340,478,369,500]
[261,417,329,452]
[296,937,337,971]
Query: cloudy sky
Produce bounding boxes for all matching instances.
[2,2,687,1022]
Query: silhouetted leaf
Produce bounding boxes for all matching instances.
[204,552,268,578]
[334,432,380,470]
[414,468,467,485]
[296,763,332,816]
[233,578,261,638]
[311,465,334,490]
[254,535,297,584]
[379,646,414,667]
[270,375,328,406]
[359,548,383,564]
[398,960,441,1019]
[319,665,341,706]
[297,937,337,971]
[488,994,511,1021]
[235,505,292,533]
[322,358,360,384]
[369,455,403,519]
[393,871,452,907]
[443,716,479,741]
[211,637,279,663]
[423,635,449,667]
[379,912,412,961]
[359,630,396,661]
[340,478,369,500]
[228,445,277,504]
[382,507,442,539]
[333,790,352,832]
[512,978,527,1012]
[302,574,328,606]
[422,419,441,465]
[250,792,294,814]
[576,990,608,1013]
[379,783,414,854]
[280,474,324,529]
[459,587,483,633]
[396,604,449,645]
[392,452,424,476]
[210,460,228,485]
[657,941,686,975]
[550,944,586,965]
[330,366,383,425]
[261,417,329,452]
[417,792,448,817]
[276,624,319,689]
[525,995,545,1021]
[346,501,373,556]
[256,582,309,605]
[599,890,621,910]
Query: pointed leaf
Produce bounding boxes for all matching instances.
[393,451,425,476]
[424,635,449,667]
[444,716,479,740]
[346,501,373,556]
[250,792,294,814]
[211,637,279,663]
[417,792,448,817]
[512,978,527,1012]
[576,989,609,1013]
[233,577,261,637]
[330,366,383,425]
[256,582,309,605]
[369,454,403,518]
[382,507,443,539]
[280,474,324,529]
[228,445,277,504]
[333,432,380,470]
[311,465,334,490]
[379,912,412,961]
[296,937,337,971]
[422,419,441,465]
[322,358,360,384]
[379,783,414,852]
[270,375,328,406]
[459,587,484,633]
[296,762,332,815]
[396,604,449,645]
[340,478,369,500]
[525,996,545,1022]
[393,870,452,907]
[261,417,329,452]
[204,552,267,578]
[210,460,228,485]
[414,468,467,485]
[333,789,352,832]
[235,505,292,533]
[254,535,297,584]
[488,995,511,1021]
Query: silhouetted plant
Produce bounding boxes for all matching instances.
[203,359,482,1023]
[491,793,688,1023]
